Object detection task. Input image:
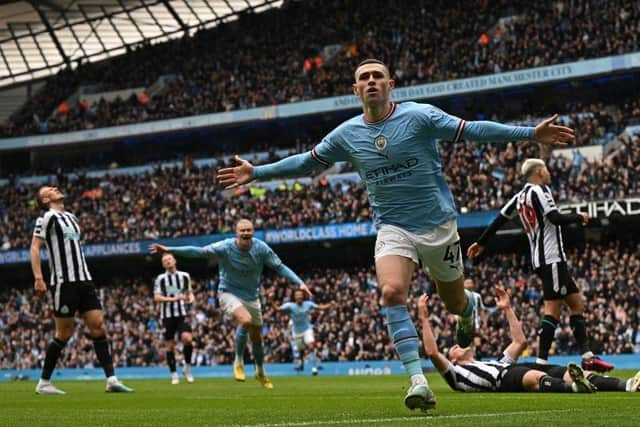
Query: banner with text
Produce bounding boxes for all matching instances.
[0,211,498,266]
[559,197,640,218]
[2,200,636,266]
[0,233,238,266]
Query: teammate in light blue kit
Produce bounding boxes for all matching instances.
[217,59,575,411]
[150,219,311,389]
[272,289,334,375]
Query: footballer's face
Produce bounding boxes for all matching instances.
[294,290,304,304]
[161,253,176,270]
[448,345,474,364]
[236,220,255,249]
[352,63,394,107]
[39,186,65,206]
[540,165,552,185]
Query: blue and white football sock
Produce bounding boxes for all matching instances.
[235,326,248,365]
[385,305,425,385]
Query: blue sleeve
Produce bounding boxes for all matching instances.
[312,127,349,165]
[416,103,464,140]
[280,302,293,313]
[167,246,210,259]
[202,241,226,259]
[462,120,535,142]
[253,128,348,180]
[253,152,319,181]
[307,301,318,311]
[275,264,305,285]
[416,103,535,143]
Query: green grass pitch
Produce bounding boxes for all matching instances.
[1,371,638,426]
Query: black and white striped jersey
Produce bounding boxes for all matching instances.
[442,359,512,392]
[500,183,566,269]
[153,270,191,319]
[32,209,92,286]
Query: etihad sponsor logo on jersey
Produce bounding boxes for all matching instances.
[364,158,419,180]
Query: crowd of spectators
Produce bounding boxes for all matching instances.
[2,127,639,251]
[442,130,640,213]
[1,241,638,371]
[3,0,638,137]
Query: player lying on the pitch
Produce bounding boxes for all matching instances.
[418,288,640,393]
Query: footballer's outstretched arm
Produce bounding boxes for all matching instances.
[317,301,335,310]
[467,213,511,259]
[218,133,347,188]
[468,190,520,259]
[467,196,516,259]
[495,287,527,362]
[418,294,449,373]
[546,209,588,226]
[149,243,213,259]
[263,245,313,298]
[462,114,575,147]
[217,153,320,189]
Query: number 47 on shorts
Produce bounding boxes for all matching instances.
[443,240,461,269]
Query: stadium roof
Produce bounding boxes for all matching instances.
[0,0,283,88]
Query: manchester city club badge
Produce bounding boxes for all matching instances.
[374,135,388,151]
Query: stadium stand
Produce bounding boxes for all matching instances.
[2,126,638,251]
[2,0,638,137]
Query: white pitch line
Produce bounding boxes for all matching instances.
[235,409,575,427]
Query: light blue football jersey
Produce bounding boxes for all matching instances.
[254,101,535,233]
[314,102,467,232]
[203,237,284,301]
[280,300,318,334]
[313,102,534,232]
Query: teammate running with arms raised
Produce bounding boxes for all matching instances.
[272,289,334,375]
[150,219,310,388]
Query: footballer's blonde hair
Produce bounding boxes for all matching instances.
[521,158,546,179]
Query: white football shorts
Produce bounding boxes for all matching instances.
[292,328,315,350]
[374,219,464,282]
[218,292,263,326]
